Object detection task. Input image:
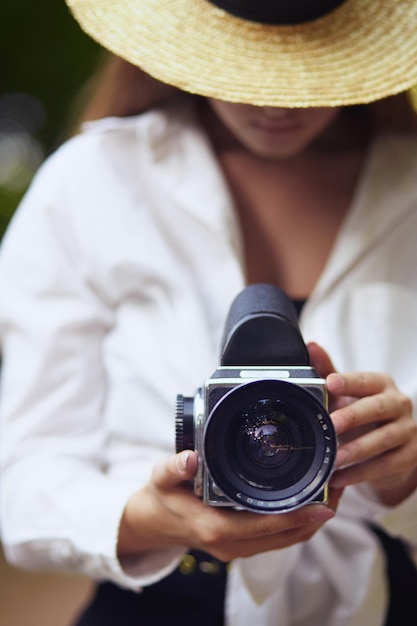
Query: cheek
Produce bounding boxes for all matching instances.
[209,101,253,130]
[309,110,340,134]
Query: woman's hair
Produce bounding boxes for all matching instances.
[69,53,417,134]
[67,53,183,135]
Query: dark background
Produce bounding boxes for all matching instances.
[0,1,100,236]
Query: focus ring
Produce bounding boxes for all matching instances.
[175,395,195,452]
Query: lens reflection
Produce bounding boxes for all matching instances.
[244,400,293,468]
[235,396,316,490]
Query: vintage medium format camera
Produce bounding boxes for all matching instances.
[175,284,337,513]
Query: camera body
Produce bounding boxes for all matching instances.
[175,284,337,514]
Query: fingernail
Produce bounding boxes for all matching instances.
[176,451,190,473]
[327,373,344,392]
[181,451,190,470]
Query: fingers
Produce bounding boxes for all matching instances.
[192,504,335,562]
[327,371,394,399]
[332,388,403,434]
[215,484,343,561]
[334,413,412,468]
[328,371,411,434]
[325,370,417,501]
[332,443,416,489]
[216,520,323,560]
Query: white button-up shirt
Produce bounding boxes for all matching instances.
[1,102,417,625]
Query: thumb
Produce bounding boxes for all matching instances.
[152,450,198,490]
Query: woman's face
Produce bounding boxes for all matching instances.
[207,99,341,159]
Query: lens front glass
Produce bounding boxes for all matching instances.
[204,379,335,512]
[238,397,315,490]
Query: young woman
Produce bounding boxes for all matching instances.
[1,1,417,625]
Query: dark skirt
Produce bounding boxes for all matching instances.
[73,551,227,626]
[74,529,417,626]
[369,524,417,626]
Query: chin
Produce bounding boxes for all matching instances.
[249,144,305,160]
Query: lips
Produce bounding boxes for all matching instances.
[252,117,302,133]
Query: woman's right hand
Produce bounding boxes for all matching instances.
[117,450,341,562]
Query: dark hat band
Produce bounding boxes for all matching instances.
[207,0,348,25]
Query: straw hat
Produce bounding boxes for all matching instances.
[65,0,417,107]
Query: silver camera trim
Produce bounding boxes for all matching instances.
[194,366,334,513]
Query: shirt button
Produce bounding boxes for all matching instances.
[199,559,221,576]
[179,553,197,575]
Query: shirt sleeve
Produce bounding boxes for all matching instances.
[0,162,184,589]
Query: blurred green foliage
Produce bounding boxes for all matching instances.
[0,0,100,237]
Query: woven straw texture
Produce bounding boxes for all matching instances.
[66,0,417,107]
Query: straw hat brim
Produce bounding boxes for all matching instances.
[66,0,417,107]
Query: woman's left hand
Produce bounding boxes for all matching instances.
[308,342,417,506]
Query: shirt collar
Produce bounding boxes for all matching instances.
[311,132,417,303]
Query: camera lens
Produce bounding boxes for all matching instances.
[246,406,294,468]
[234,395,317,491]
[204,379,336,512]
[239,397,314,487]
